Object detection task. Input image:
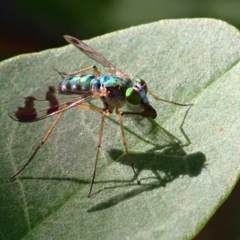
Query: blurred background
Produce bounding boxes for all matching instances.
[1,0,240,61]
[1,1,239,239]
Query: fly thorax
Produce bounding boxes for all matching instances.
[125,78,150,105]
[100,75,121,87]
[105,86,126,111]
[98,75,129,112]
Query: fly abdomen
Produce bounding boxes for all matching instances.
[58,74,100,93]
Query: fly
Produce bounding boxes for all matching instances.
[8,35,193,196]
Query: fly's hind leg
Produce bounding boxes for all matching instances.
[53,65,101,78]
[10,111,64,180]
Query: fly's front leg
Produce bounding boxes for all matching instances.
[115,106,140,185]
[53,65,101,78]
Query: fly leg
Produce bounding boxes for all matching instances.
[115,106,141,185]
[53,65,101,78]
[75,103,109,197]
[88,112,107,197]
[76,103,141,197]
[10,111,64,180]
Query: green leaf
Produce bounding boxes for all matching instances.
[0,19,240,240]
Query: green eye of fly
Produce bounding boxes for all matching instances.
[126,87,142,105]
[126,78,149,105]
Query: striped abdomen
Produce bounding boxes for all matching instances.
[58,74,100,93]
[58,74,131,94]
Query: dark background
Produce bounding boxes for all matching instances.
[1,1,240,61]
[1,1,239,239]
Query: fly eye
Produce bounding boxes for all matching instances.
[126,87,142,105]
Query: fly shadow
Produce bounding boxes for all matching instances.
[88,106,206,212]
[109,105,206,184]
[110,147,206,185]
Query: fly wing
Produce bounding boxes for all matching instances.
[8,86,102,122]
[64,35,132,82]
